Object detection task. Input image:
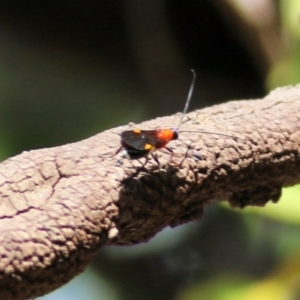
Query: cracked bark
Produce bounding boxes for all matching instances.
[0,85,300,299]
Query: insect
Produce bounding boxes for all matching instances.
[107,69,238,165]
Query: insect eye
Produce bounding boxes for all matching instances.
[172,130,179,140]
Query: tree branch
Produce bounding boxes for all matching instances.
[0,85,300,299]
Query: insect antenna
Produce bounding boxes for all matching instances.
[176,69,196,131]
[176,69,241,141]
[178,130,241,141]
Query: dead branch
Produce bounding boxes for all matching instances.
[0,85,300,299]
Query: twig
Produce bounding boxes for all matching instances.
[0,85,300,299]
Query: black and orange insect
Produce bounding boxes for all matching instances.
[110,69,238,164]
[116,127,178,163]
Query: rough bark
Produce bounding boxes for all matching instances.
[0,85,300,299]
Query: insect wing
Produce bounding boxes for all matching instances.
[121,130,157,151]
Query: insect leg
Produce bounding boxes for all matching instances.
[99,146,123,159]
[164,147,174,154]
[163,147,175,164]
[151,153,160,165]
[115,146,123,155]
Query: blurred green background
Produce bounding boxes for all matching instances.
[0,0,299,299]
